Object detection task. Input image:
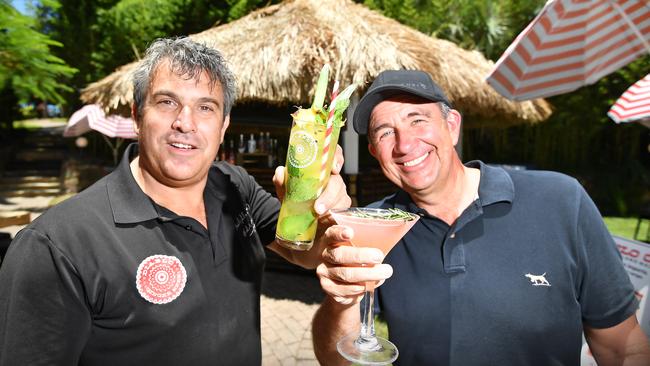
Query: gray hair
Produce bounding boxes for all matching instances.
[438,102,451,119]
[132,37,237,121]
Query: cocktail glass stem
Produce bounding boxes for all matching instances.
[357,290,380,351]
[337,286,397,365]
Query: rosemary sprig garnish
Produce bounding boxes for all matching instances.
[349,208,416,221]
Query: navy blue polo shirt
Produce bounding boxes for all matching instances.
[0,143,280,365]
[373,161,638,366]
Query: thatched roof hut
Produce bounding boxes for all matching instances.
[81,0,552,127]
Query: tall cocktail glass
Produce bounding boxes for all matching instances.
[275,64,356,251]
[275,114,341,250]
[330,207,420,365]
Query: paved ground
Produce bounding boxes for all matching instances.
[0,195,325,365]
[262,271,324,365]
[0,196,53,236]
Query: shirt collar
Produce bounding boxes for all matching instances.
[206,162,232,202]
[107,143,235,224]
[391,160,514,211]
[106,143,159,224]
[465,160,514,206]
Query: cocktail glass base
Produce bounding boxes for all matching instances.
[337,333,398,365]
[275,235,313,251]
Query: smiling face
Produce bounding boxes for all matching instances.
[367,95,461,197]
[133,60,230,188]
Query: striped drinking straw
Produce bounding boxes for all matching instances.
[319,80,340,191]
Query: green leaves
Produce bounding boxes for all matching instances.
[92,0,183,76]
[0,2,76,104]
[329,84,357,128]
[364,0,546,60]
[286,145,320,201]
[287,176,319,202]
[44,0,268,103]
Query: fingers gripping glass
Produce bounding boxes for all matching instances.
[329,208,419,365]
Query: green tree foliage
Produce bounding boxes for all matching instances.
[35,0,118,112]
[226,0,268,21]
[0,0,76,131]
[89,0,272,76]
[0,1,76,104]
[363,0,545,60]
[38,0,272,108]
[91,0,186,77]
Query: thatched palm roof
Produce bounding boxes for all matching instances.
[81,0,552,127]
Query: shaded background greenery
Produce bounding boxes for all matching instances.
[2,0,649,216]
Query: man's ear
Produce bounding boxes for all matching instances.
[368,142,377,159]
[220,115,231,142]
[131,104,140,135]
[446,109,462,146]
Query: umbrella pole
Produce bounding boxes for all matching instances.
[611,1,650,53]
[114,138,124,165]
[101,134,122,166]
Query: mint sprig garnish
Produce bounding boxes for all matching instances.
[349,208,416,221]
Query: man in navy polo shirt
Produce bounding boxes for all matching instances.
[312,70,650,365]
[0,37,350,365]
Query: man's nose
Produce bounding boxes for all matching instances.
[394,128,416,153]
[173,105,196,133]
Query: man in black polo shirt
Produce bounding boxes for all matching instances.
[0,37,350,365]
[312,70,650,365]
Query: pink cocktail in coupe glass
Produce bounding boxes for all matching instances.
[330,207,420,365]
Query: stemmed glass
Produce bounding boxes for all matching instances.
[329,207,420,365]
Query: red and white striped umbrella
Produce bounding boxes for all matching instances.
[608,73,650,127]
[486,0,650,101]
[64,104,137,139]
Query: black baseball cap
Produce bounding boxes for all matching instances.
[353,70,451,134]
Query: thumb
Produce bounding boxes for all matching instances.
[273,166,286,201]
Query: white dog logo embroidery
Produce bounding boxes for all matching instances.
[525,273,551,286]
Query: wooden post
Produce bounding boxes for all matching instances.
[348,174,358,207]
[342,94,359,175]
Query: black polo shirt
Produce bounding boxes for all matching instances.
[0,143,280,365]
[373,161,638,366]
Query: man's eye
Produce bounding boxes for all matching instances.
[158,99,176,108]
[411,118,426,125]
[378,130,394,141]
[199,105,215,112]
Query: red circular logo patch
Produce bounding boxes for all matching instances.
[136,255,187,304]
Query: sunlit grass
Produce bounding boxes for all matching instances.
[375,315,389,339]
[604,217,649,241]
[12,118,66,130]
[49,193,76,207]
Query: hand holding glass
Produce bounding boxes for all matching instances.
[329,207,419,365]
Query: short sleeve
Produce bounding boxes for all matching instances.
[576,186,638,328]
[0,228,91,364]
